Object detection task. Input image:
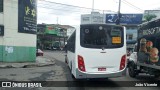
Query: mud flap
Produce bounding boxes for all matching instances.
[122,68,127,76]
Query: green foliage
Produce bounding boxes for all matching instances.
[144,14,157,22]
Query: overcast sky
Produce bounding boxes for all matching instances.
[37,0,160,26]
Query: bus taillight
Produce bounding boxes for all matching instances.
[120,55,126,70]
[78,55,86,72]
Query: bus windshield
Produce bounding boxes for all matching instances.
[80,24,124,49]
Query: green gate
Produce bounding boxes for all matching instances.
[0,45,3,62]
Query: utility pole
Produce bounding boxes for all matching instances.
[57,17,59,24]
[116,0,121,25]
[92,0,94,12]
[56,17,60,49]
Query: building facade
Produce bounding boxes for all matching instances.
[106,14,143,51]
[143,10,160,21]
[81,12,105,24]
[125,26,138,50]
[81,13,143,51]
[0,0,37,62]
[37,24,75,50]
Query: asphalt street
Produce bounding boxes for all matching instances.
[44,51,160,90]
[0,50,159,90]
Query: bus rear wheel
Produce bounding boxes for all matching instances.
[154,74,159,78]
[70,63,77,80]
[128,62,138,78]
[65,55,68,64]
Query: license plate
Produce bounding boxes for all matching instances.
[98,68,106,71]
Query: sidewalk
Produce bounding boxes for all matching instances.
[0,56,56,68]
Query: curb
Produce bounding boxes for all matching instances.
[0,62,55,68]
[0,59,56,68]
[0,65,14,68]
[22,63,55,68]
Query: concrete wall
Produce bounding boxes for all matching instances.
[0,13,3,25]
[0,0,37,62]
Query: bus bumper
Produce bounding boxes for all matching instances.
[75,68,126,79]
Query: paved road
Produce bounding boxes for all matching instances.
[44,51,160,90]
[0,51,159,90]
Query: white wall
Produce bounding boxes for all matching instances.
[0,37,3,45]
[0,14,3,25]
[0,6,4,45]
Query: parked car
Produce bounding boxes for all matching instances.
[52,46,60,50]
[36,49,44,56]
[46,47,52,50]
[52,41,66,51]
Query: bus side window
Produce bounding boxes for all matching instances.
[72,32,76,52]
[67,31,76,53]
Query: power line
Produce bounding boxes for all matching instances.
[122,0,144,12]
[123,0,143,11]
[39,0,93,10]
[112,0,143,12]
[38,3,93,12]
[38,0,116,13]
[122,1,143,12]
[38,5,95,14]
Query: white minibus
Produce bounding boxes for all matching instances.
[65,24,126,79]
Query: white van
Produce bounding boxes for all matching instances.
[65,24,126,79]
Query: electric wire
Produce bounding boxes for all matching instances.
[122,0,144,12]
[38,0,116,13]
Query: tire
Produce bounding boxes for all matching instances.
[70,63,76,80]
[154,74,159,78]
[128,62,138,78]
[71,73,80,81]
[70,63,81,81]
[65,56,68,64]
[71,74,76,79]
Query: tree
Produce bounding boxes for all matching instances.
[143,14,157,22]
